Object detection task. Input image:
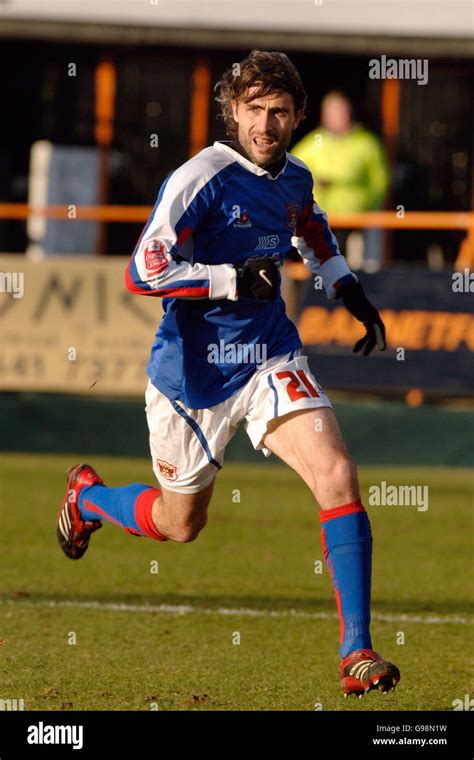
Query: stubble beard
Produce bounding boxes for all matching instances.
[237,128,290,168]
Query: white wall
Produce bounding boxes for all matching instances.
[0,0,472,39]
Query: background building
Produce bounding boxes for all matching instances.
[0,0,472,262]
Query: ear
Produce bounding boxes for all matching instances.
[292,109,304,131]
[230,99,240,124]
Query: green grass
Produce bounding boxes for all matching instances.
[0,453,473,711]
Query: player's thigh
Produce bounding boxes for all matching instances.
[263,404,348,465]
[263,406,356,495]
[245,352,356,495]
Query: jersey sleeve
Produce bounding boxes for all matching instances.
[125,158,237,301]
[291,181,357,299]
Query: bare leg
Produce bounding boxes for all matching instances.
[262,407,359,510]
[152,479,215,542]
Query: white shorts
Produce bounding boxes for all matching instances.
[145,350,332,494]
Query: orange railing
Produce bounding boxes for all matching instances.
[0,204,149,223]
[0,205,472,268]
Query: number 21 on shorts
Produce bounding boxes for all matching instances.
[275,369,322,402]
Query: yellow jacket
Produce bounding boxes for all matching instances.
[291,125,389,213]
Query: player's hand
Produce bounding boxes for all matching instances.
[235,255,279,300]
[338,281,386,356]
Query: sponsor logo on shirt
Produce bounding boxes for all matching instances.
[144,239,170,274]
[255,234,280,250]
[231,205,252,228]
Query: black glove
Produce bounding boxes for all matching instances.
[236,256,279,300]
[284,246,301,262]
[337,280,386,356]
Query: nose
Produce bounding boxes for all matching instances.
[255,108,273,134]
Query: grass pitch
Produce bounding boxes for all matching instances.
[0,453,472,711]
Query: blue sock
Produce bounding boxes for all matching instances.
[79,483,156,537]
[320,499,373,658]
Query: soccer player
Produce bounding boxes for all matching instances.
[56,50,400,698]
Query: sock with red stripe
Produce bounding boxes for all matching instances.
[320,498,372,658]
[78,484,168,541]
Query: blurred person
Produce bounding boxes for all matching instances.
[291,91,389,269]
[55,51,399,699]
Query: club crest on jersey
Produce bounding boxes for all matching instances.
[156,459,178,481]
[144,239,170,274]
[231,205,252,228]
[285,202,299,230]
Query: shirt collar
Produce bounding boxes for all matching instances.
[213,141,288,181]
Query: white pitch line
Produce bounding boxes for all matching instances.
[1,598,472,625]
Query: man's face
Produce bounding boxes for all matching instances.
[321,96,352,135]
[231,88,302,167]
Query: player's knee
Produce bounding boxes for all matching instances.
[173,526,203,543]
[313,452,357,500]
[172,514,208,543]
[333,453,357,488]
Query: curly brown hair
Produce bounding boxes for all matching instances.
[214,50,307,137]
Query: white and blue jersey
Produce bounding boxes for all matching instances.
[126,141,356,408]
